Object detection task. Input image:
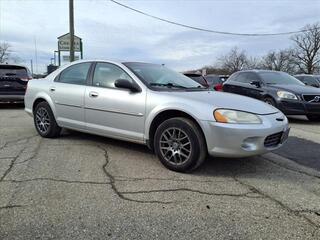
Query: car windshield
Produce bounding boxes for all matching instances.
[124,63,204,89]
[259,72,305,85]
[303,76,319,84]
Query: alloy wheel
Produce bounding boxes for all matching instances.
[159,127,192,165]
[35,107,50,134]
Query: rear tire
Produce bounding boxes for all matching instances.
[34,102,61,138]
[154,117,207,172]
[307,115,320,122]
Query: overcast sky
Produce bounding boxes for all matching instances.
[0,0,319,73]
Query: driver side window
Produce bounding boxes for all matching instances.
[93,63,132,88]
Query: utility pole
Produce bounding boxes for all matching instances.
[69,0,75,62]
[34,37,38,74]
[30,59,33,75]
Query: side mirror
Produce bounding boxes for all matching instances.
[250,80,261,88]
[114,79,141,92]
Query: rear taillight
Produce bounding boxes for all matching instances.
[214,84,223,91]
[23,78,32,90]
[21,77,32,82]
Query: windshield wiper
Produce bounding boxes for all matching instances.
[150,83,187,88]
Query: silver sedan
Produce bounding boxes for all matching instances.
[24,60,289,172]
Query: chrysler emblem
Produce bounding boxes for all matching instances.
[308,96,320,103]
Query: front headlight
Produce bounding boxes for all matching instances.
[277,91,298,100]
[214,109,262,124]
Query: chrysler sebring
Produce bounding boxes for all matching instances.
[25,60,289,172]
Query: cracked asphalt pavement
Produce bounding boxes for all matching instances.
[1,105,320,239]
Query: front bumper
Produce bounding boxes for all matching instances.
[277,100,320,116]
[201,112,289,158]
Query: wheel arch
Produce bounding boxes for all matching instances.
[32,93,56,118]
[147,109,207,151]
[262,94,275,100]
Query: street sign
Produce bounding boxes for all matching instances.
[57,33,83,66]
[58,33,81,52]
[62,55,80,61]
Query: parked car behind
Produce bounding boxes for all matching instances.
[0,64,32,102]
[294,74,320,88]
[183,73,209,88]
[205,74,224,91]
[25,61,289,172]
[184,73,223,91]
[223,70,320,121]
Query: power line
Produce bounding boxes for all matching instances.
[110,0,318,37]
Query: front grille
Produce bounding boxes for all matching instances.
[264,132,282,148]
[303,94,320,103]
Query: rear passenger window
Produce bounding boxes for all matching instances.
[236,73,258,84]
[59,63,91,85]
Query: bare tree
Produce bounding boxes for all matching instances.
[261,49,296,74]
[218,47,249,74]
[246,56,262,70]
[291,23,320,74]
[0,42,11,63]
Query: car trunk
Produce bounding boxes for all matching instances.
[0,65,30,95]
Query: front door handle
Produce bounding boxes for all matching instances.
[89,91,99,98]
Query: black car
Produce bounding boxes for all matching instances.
[223,70,320,121]
[0,64,32,102]
[294,74,320,88]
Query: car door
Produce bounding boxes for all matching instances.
[223,73,241,93]
[243,72,264,100]
[84,62,146,142]
[49,62,92,130]
[224,73,251,95]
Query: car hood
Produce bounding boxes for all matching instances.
[269,84,320,94]
[164,90,279,115]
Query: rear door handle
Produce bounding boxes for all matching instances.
[89,91,99,98]
[50,87,56,92]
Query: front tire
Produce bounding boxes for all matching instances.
[307,115,320,122]
[154,117,207,172]
[34,102,61,138]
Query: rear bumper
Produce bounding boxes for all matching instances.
[277,100,320,116]
[0,94,25,102]
[201,112,289,158]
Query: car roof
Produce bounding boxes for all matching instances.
[0,63,28,69]
[294,74,318,77]
[63,60,163,66]
[236,69,284,74]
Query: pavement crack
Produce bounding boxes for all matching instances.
[98,145,174,204]
[119,188,261,199]
[3,178,111,185]
[233,175,320,229]
[0,134,37,152]
[98,145,261,204]
[0,135,39,181]
[261,155,320,179]
[0,204,24,210]
[15,138,42,164]
[296,209,320,216]
[0,147,27,182]
[114,175,233,183]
